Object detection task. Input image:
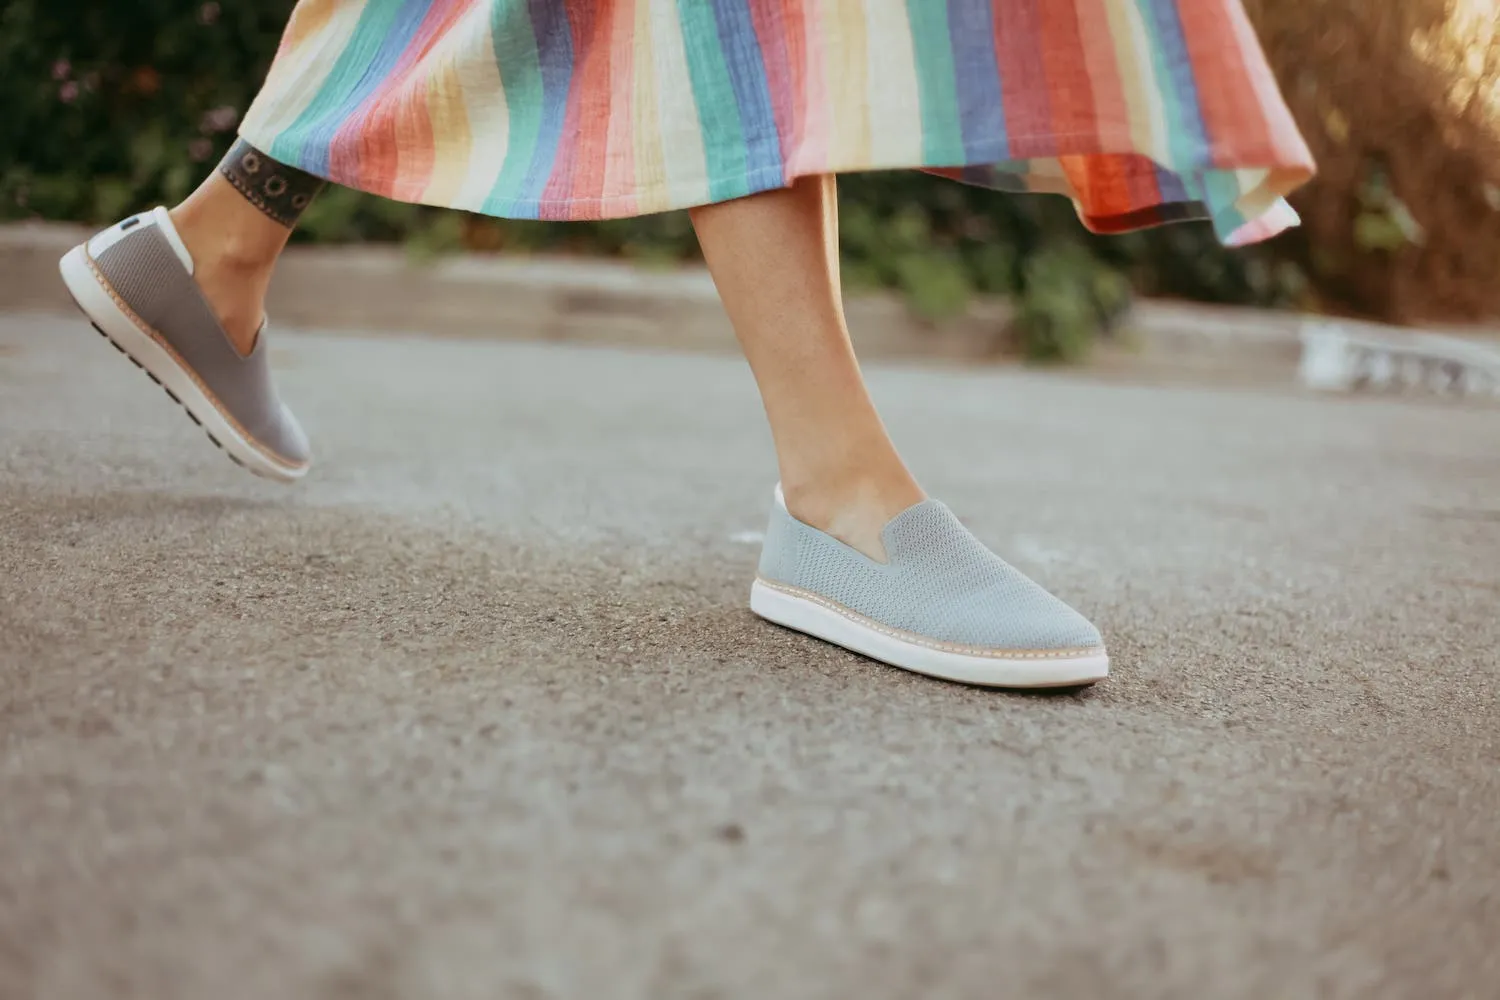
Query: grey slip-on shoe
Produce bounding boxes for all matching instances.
[752,487,1109,687]
[58,207,310,482]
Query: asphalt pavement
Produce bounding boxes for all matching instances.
[2,311,1497,999]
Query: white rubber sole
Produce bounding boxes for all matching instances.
[750,578,1109,688]
[58,243,305,483]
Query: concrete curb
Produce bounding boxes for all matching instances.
[1299,318,1500,397]
[8,220,1492,385]
[0,221,1011,362]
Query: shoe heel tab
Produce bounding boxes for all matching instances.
[760,483,794,582]
[85,207,194,275]
[150,206,195,275]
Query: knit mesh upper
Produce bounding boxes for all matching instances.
[89,216,309,464]
[758,494,1102,651]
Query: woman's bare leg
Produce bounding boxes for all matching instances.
[690,175,924,561]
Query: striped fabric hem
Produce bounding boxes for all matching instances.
[238,0,1316,245]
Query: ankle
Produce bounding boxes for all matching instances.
[784,469,924,526]
[164,205,271,354]
[782,464,925,561]
[169,205,283,275]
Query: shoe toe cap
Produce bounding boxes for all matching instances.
[1037,605,1104,651]
[252,401,311,469]
[937,586,1103,652]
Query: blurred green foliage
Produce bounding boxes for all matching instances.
[2,0,1306,362]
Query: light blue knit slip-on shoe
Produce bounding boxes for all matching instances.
[751,486,1108,688]
[58,207,310,482]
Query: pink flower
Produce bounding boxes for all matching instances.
[189,138,214,162]
[51,59,70,81]
[200,105,239,133]
[198,2,220,25]
[59,81,79,103]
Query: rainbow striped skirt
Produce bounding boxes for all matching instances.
[239,0,1315,245]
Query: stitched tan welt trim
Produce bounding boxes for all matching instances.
[756,577,1104,660]
[85,249,306,470]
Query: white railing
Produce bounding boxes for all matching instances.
[1299,319,1500,397]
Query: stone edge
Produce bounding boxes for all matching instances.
[9,220,1477,379]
